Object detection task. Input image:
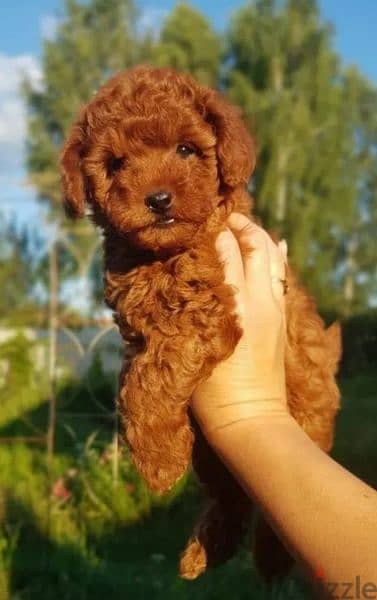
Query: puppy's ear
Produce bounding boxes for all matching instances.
[60,121,87,218]
[203,90,256,188]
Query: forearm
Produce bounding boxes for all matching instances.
[206,414,377,583]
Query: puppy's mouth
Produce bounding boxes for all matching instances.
[155,215,175,227]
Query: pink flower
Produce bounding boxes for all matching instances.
[51,477,71,501]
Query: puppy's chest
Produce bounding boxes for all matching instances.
[126,270,218,329]
[110,251,226,341]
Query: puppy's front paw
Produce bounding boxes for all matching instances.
[127,421,193,494]
[179,538,207,580]
[134,454,188,494]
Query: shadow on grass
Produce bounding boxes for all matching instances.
[0,372,116,459]
[2,372,376,484]
[2,492,313,600]
[2,373,376,599]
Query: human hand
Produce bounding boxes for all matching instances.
[192,213,289,439]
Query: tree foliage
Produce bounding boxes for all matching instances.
[26,0,138,212]
[24,0,377,317]
[152,2,222,86]
[226,0,377,313]
[0,219,43,324]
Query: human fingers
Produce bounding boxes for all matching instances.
[215,229,244,289]
[227,213,287,309]
[215,229,247,321]
[226,213,276,306]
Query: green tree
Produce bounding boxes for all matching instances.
[153,2,222,86]
[0,219,43,324]
[25,0,222,314]
[26,0,138,214]
[334,69,377,315]
[25,0,376,316]
[226,0,377,314]
[25,0,141,317]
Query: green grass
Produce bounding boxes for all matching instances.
[1,372,376,600]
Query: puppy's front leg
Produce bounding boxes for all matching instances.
[118,343,194,493]
[106,264,193,493]
[110,250,241,494]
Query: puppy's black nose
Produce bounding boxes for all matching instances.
[144,191,172,213]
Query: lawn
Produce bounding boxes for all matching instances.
[1,371,376,600]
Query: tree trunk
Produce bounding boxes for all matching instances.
[271,55,288,225]
[343,235,358,316]
[276,147,288,223]
[47,238,58,471]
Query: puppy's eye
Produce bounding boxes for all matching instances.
[176,144,197,158]
[106,155,125,175]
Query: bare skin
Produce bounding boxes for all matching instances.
[192,213,377,586]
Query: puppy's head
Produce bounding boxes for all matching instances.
[61,66,255,251]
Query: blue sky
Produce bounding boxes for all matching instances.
[1,0,377,79]
[0,0,376,228]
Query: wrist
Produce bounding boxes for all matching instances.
[201,411,298,497]
[194,397,291,447]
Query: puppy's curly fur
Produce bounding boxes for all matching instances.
[61,66,341,581]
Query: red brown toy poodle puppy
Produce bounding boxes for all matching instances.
[60,66,341,580]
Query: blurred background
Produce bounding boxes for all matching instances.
[0,1,376,598]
